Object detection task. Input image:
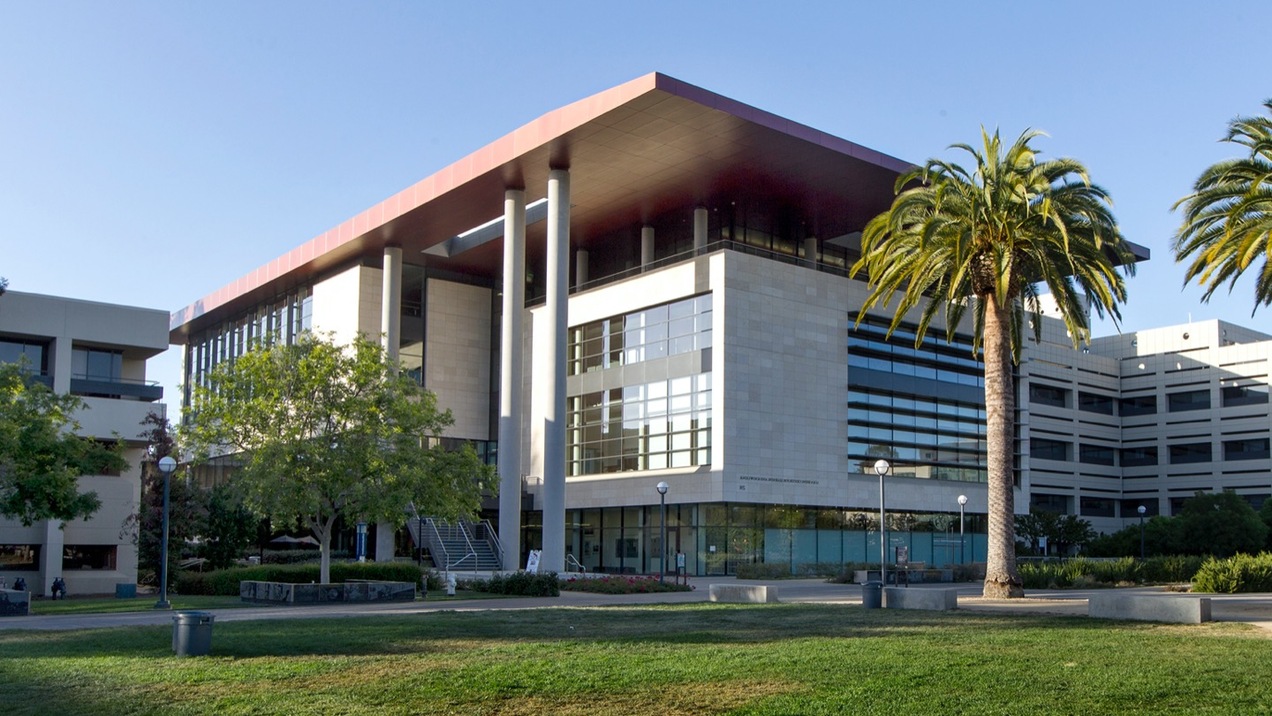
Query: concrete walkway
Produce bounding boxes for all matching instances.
[2,578,1270,632]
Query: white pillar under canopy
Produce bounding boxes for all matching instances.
[498,189,526,571]
[693,207,708,252]
[378,245,403,562]
[541,168,570,574]
[575,249,589,287]
[641,226,655,269]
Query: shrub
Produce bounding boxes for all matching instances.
[460,571,560,597]
[261,549,351,565]
[1192,553,1272,593]
[559,575,691,594]
[174,562,423,595]
[735,563,791,580]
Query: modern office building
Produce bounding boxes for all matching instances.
[170,73,1264,576]
[0,291,168,595]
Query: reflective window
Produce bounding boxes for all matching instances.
[1222,384,1269,408]
[1169,442,1212,464]
[1029,383,1069,409]
[1078,391,1114,415]
[1167,389,1210,413]
[569,295,711,375]
[1120,394,1157,417]
[0,339,49,374]
[568,374,711,475]
[1031,438,1071,461]
[1120,446,1158,467]
[1080,496,1116,517]
[1224,438,1270,461]
[1079,444,1116,466]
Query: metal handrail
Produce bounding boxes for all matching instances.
[461,517,504,567]
[565,553,587,574]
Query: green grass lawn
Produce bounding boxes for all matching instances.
[26,595,248,615]
[2,604,1268,715]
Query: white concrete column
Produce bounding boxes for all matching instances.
[804,237,818,268]
[575,249,589,287]
[641,226,655,269]
[381,246,403,363]
[41,520,64,597]
[541,168,570,573]
[378,245,404,562]
[693,207,708,252]
[499,189,526,571]
[52,336,72,393]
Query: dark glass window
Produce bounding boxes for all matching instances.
[1079,444,1116,466]
[1030,437,1070,461]
[1169,442,1212,464]
[0,339,49,374]
[1122,500,1158,517]
[1120,395,1157,417]
[62,545,117,570]
[0,544,40,570]
[72,348,123,381]
[1078,391,1114,415]
[1029,383,1070,409]
[1167,389,1210,413]
[1080,497,1116,517]
[1120,446,1158,467]
[1030,493,1070,514]
[1223,438,1270,461]
[1222,384,1269,408]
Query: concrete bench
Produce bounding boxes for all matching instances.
[0,589,30,617]
[883,587,959,611]
[1088,593,1212,624]
[709,584,779,603]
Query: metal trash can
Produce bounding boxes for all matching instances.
[172,611,215,657]
[861,581,883,609]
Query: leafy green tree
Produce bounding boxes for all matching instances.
[184,333,494,583]
[197,483,258,570]
[123,412,202,588]
[0,362,125,524]
[1260,500,1272,550]
[1175,491,1267,557]
[1173,100,1272,309]
[853,129,1135,597]
[1015,509,1096,556]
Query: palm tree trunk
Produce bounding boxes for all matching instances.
[982,294,1024,598]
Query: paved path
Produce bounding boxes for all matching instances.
[3,578,1270,632]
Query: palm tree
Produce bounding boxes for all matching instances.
[851,129,1134,598]
[1173,100,1272,310]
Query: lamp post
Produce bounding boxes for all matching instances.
[874,459,890,586]
[656,481,669,583]
[154,455,177,610]
[957,494,968,565]
[1137,504,1147,560]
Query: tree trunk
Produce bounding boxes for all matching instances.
[315,519,335,584]
[982,294,1024,598]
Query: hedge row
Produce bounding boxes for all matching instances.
[175,562,424,596]
[1192,553,1272,593]
[458,571,559,597]
[1018,555,1208,589]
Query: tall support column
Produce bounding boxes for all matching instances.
[575,249,589,287]
[803,237,818,268]
[693,207,708,252]
[499,189,526,571]
[641,226,655,269]
[541,168,570,574]
[378,246,403,562]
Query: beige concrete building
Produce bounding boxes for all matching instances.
[0,291,168,595]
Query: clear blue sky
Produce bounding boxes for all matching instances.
[2,1,1267,401]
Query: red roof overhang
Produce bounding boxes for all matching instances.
[170,72,917,342]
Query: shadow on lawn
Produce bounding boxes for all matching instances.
[0,603,1131,661]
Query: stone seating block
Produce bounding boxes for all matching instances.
[1088,593,1211,624]
[709,584,779,603]
[883,587,958,611]
[0,589,30,617]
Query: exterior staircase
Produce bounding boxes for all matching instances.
[407,516,503,573]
